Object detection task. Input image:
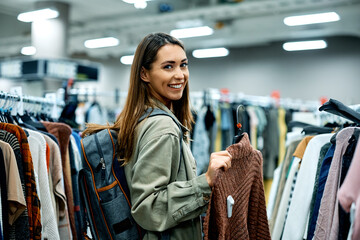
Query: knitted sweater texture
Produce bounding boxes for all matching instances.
[203,133,271,240]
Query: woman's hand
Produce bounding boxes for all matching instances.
[205,151,232,187]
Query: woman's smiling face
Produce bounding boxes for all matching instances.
[141,43,189,109]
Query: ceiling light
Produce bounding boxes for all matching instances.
[283,40,327,51]
[21,46,36,55]
[192,48,229,58]
[17,8,59,22]
[134,0,147,9]
[122,0,151,3]
[284,12,340,26]
[170,26,214,39]
[84,37,119,49]
[120,55,134,65]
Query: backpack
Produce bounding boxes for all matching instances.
[78,109,183,240]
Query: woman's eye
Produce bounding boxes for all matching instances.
[181,62,188,68]
[164,65,172,69]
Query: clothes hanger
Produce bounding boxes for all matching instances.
[301,125,334,135]
[319,98,360,125]
[4,95,16,124]
[0,93,9,123]
[233,104,245,144]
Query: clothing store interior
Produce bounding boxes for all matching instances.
[0,0,360,239]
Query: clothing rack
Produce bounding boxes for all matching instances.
[0,90,64,118]
[190,89,321,112]
[0,91,65,107]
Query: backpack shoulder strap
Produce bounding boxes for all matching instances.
[139,108,184,174]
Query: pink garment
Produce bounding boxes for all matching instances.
[314,127,356,240]
[338,139,360,240]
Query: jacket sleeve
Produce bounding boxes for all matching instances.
[128,119,212,232]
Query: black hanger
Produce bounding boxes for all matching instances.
[0,110,6,123]
[4,110,14,124]
[319,98,360,125]
[20,110,47,131]
[233,105,245,144]
[301,125,334,135]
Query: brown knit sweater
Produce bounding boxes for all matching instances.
[203,133,271,240]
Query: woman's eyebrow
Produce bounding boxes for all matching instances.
[161,58,188,64]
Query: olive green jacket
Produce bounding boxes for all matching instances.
[124,104,212,240]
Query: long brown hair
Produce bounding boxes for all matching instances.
[83,32,194,164]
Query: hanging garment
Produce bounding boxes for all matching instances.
[192,107,210,175]
[254,106,267,150]
[0,140,26,226]
[262,107,279,179]
[278,108,287,166]
[338,135,360,240]
[220,103,234,151]
[269,137,302,231]
[338,130,359,240]
[314,127,358,240]
[307,143,336,240]
[0,130,31,240]
[282,133,333,240]
[0,216,2,240]
[246,106,259,148]
[69,134,83,240]
[42,133,72,239]
[267,162,282,219]
[0,124,41,240]
[215,107,222,151]
[271,157,300,240]
[271,136,314,239]
[0,146,8,240]
[41,121,76,239]
[306,142,332,239]
[27,130,60,240]
[203,133,270,240]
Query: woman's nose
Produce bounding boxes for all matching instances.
[174,67,185,79]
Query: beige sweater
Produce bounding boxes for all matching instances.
[203,133,271,240]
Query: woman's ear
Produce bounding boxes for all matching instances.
[140,67,150,83]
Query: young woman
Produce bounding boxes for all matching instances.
[84,32,232,239]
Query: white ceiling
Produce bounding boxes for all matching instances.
[0,0,359,60]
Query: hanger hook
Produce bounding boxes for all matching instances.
[236,104,245,125]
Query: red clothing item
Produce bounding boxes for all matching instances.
[45,142,50,173]
[0,123,42,240]
[203,133,270,240]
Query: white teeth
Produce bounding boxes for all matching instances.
[169,84,182,89]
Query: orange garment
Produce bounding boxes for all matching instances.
[293,136,315,159]
[0,123,42,240]
[46,142,50,173]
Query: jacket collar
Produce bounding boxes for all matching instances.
[147,99,189,134]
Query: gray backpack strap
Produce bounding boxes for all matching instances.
[139,108,184,174]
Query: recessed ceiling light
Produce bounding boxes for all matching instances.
[120,55,134,65]
[84,37,119,49]
[21,46,36,55]
[17,8,59,22]
[284,12,340,26]
[192,48,229,58]
[283,40,327,51]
